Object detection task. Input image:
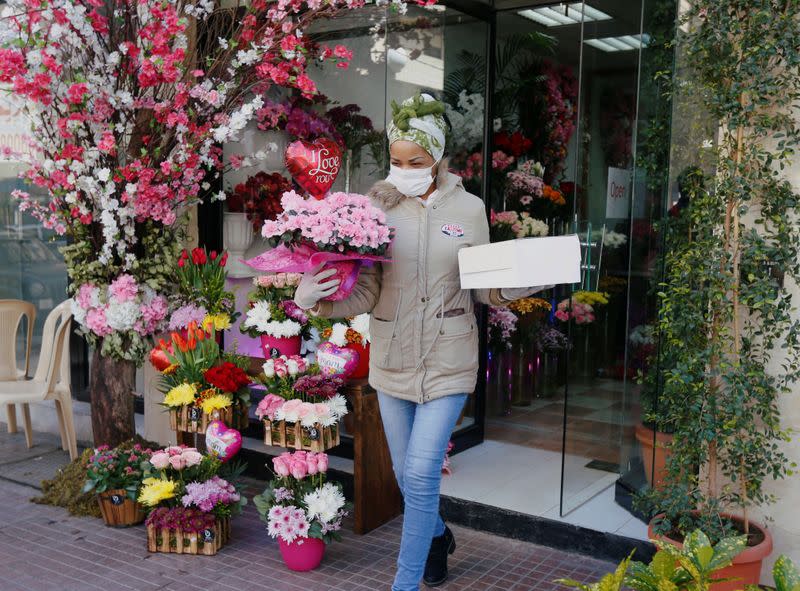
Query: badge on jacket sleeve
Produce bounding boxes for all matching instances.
[441,223,464,237]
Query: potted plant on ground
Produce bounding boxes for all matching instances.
[149,322,252,433]
[140,446,245,555]
[253,450,348,571]
[84,443,154,527]
[241,273,308,358]
[639,2,800,586]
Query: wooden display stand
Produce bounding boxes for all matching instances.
[342,378,403,534]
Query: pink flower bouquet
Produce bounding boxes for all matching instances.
[555,298,595,324]
[245,191,393,301]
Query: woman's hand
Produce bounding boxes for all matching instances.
[294,264,341,310]
[500,285,554,301]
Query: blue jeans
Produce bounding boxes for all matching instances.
[377,392,468,591]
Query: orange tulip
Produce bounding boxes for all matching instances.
[172,332,188,352]
[187,334,197,351]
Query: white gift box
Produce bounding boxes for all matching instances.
[458,235,582,289]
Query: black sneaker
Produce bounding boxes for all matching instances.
[423,525,456,587]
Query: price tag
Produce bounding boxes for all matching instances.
[270,347,280,358]
[305,426,320,441]
[110,494,124,506]
[202,528,215,543]
[189,407,202,422]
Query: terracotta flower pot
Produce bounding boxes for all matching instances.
[648,513,773,591]
[260,334,301,359]
[346,342,370,379]
[278,537,326,571]
[97,489,145,527]
[635,423,673,490]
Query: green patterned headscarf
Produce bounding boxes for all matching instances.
[387,93,447,161]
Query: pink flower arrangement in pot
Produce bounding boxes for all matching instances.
[245,191,393,301]
[253,451,349,571]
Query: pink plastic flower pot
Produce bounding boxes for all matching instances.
[278,537,326,572]
[322,260,362,302]
[260,335,302,359]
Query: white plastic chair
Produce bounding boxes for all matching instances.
[0,299,36,432]
[0,301,77,459]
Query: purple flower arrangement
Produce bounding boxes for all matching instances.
[181,476,241,513]
[145,506,217,533]
[292,374,343,402]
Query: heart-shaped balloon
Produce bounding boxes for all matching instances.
[285,138,342,200]
[205,420,242,462]
[316,341,360,377]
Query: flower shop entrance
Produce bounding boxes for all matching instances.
[438,0,659,533]
[203,0,660,533]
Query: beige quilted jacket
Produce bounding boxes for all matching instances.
[315,169,507,403]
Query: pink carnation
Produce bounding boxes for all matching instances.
[109,274,138,303]
[86,307,112,337]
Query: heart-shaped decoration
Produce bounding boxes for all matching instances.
[205,420,242,462]
[316,341,360,377]
[285,138,342,200]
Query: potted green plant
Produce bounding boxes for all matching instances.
[84,443,154,527]
[639,1,800,586]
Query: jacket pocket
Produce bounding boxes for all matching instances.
[430,314,478,375]
[369,317,403,371]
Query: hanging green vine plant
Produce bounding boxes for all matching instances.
[642,0,800,544]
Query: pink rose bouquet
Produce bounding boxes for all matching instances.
[254,451,349,544]
[245,191,393,301]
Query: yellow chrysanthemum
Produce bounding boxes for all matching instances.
[138,477,177,507]
[200,393,232,415]
[203,313,231,331]
[509,297,552,315]
[163,383,197,407]
[573,291,610,306]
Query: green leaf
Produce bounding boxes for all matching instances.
[707,536,747,570]
[774,555,800,591]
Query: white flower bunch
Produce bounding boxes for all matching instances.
[518,214,549,238]
[629,324,655,347]
[303,482,346,523]
[445,91,486,153]
[603,231,628,249]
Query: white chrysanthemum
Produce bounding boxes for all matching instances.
[327,394,348,420]
[243,301,272,333]
[105,300,139,331]
[299,407,320,428]
[350,314,370,344]
[328,323,348,347]
[276,403,299,423]
[303,483,345,524]
[70,298,87,326]
[263,319,302,338]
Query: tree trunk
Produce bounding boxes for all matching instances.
[89,349,136,447]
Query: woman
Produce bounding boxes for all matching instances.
[294,94,545,590]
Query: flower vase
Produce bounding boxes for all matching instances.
[511,339,535,407]
[278,537,326,572]
[535,352,559,398]
[223,211,255,278]
[260,334,302,359]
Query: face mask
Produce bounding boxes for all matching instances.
[386,164,436,197]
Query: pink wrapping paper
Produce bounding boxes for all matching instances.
[243,243,388,301]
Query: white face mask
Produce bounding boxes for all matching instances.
[386,164,436,197]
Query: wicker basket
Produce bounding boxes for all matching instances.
[263,419,340,452]
[97,489,145,527]
[146,516,230,555]
[170,402,249,434]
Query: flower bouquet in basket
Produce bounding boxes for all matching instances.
[149,322,251,434]
[168,247,238,335]
[241,273,309,359]
[256,371,347,452]
[245,190,393,302]
[315,314,371,379]
[140,446,245,556]
[84,443,154,527]
[253,451,349,572]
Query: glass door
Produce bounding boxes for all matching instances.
[560,0,646,515]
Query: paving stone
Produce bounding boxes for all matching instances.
[0,426,614,590]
